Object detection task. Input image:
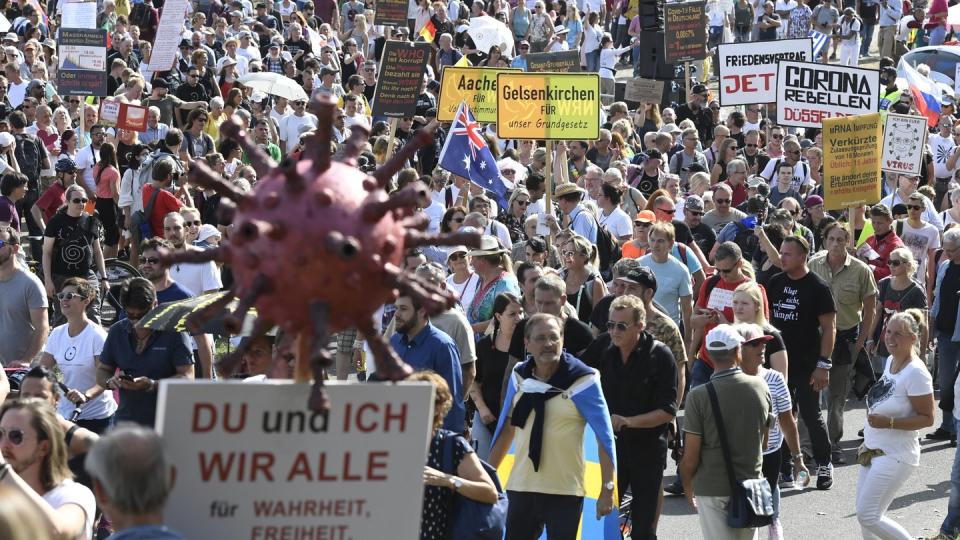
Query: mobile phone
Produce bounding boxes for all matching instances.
[119,373,135,382]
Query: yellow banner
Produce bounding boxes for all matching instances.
[496,72,601,141]
[822,112,882,210]
[437,66,518,123]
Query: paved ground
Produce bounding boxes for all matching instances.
[656,397,956,539]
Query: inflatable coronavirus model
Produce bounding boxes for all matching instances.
[159,95,481,410]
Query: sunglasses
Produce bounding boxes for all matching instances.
[448,252,466,261]
[907,205,923,211]
[745,143,758,148]
[687,210,703,217]
[657,208,676,215]
[71,197,88,204]
[717,265,737,274]
[562,250,583,257]
[715,199,731,204]
[888,259,903,267]
[139,256,161,264]
[57,291,86,301]
[771,134,783,139]
[186,220,202,227]
[516,200,530,206]
[0,428,26,445]
[606,321,632,332]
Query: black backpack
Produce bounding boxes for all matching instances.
[732,221,759,261]
[129,3,152,28]
[592,214,621,282]
[14,133,43,191]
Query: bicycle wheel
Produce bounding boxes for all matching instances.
[101,259,141,327]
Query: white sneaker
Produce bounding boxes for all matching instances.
[768,518,783,540]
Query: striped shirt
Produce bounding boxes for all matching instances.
[762,368,792,455]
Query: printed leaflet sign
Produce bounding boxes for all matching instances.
[57,28,108,97]
[822,113,882,210]
[623,78,665,104]
[881,113,928,176]
[438,66,519,123]
[372,0,408,27]
[372,41,433,118]
[776,60,881,128]
[526,50,582,73]
[99,101,149,132]
[717,39,812,106]
[496,72,600,140]
[664,1,707,63]
[157,380,435,540]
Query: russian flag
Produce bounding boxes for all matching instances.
[902,61,942,127]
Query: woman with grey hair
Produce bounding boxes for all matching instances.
[941,186,960,224]
[866,247,927,374]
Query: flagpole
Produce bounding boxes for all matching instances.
[384,117,399,170]
[545,140,553,254]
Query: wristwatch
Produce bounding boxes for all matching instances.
[603,481,615,491]
[451,477,463,491]
[792,452,804,462]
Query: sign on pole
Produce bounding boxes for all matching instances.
[150,0,191,73]
[664,1,707,63]
[717,39,812,106]
[371,41,433,118]
[623,78,665,104]
[372,0,408,27]
[57,28,108,97]
[775,60,881,128]
[822,113,883,210]
[157,380,435,540]
[496,72,601,140]
[881,113,928,176]
[438,66,519,123]
[99,101,150,132]
[526,50,582,73]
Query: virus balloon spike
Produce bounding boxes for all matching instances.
[157,246,231,266]
[203,97,458,410]
[406,230,483,250]
[221,116,276,178]
[188,161,248,203]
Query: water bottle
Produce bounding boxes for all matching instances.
[69,407,82,422]
[795,470,810,489]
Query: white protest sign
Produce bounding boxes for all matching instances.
[60,0,97,29]
[955,64,960,95]
[776,60,881,128]
[149,0,191,72]
[881,113,928,176]
[717,39,812,106]
[157,380,435,540]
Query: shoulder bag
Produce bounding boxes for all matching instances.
[440,430,508,540]
[705,381,774,529]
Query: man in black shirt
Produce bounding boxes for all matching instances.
[739,129,770,178]
[509,273,594,368]
[598,295,677,540]
[684,195,716,257]
[931,229,960,441]
[175,67,210,127]
[767,236,837,489]
[674,83,715,145]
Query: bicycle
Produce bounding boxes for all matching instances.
[101,258,141,327]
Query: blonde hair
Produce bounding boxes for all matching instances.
[734,282,767,325]
[888,247,918,276]
[564,234,599,269]
[689,172,710,194]
[0,486,55,540]
[610,294,646,324]
[888,308,927,356]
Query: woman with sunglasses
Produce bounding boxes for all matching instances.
[42,184,108,325]
[864,247,927,372]
[440,205,467,234]
[39,278,116,434]
[444,246,480,312]
[561,234,608,323]
[498,188,530,244]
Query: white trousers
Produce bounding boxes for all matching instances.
[839,40,860,66]
[696,495,759,540]
[855,454,915,539]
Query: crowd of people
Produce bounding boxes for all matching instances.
[0,0,957,538]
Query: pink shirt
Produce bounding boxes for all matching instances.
[93,164,120,199]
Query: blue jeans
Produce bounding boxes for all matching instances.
[859,21,876,55]
[930,25,947,46]
[938,331,960,433]
[586,50,600,73]
[942,418,960,536]
[689,358,714,390]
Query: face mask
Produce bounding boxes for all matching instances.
[879,77,888,85]
[519,378,558,394]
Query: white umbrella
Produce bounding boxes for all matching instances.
[466,16,514,58]
[238,72,309,102]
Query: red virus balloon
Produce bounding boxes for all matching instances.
[159,95,481,410]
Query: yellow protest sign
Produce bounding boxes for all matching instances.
[438,66,519,123]
[496,72,601,141]
[822,112,882,210]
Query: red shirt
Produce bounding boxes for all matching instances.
[142,184,182,237]
[35,182,66,221]
[864,231,904,283]
[727,180,747,207]
[696,275,769,368]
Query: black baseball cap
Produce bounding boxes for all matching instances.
[617,267,657,292]
[683,163,707,173]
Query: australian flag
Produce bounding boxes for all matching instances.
[437,101,510,209]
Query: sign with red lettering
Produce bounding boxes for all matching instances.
[156,381,435,540]
[371,41,433,118]
[881,113,927,176]
[98,101,149,132]
[717,39,812,106]
[664,1,707,63]
[776,60,881,128]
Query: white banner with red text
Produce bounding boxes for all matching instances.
[775,60,881,128]
[716,39,812,106]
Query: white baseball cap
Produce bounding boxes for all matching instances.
[705,325,745,351]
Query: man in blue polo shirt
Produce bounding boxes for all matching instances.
[389,293,465,433]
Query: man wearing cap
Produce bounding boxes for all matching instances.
[679,324,772,537]
[216,38,250,77]
[685,195,717,256]
[767,235,838,489]
[838,7,862,66]
[314,67,345,99]
[254,2,280,29]
[279,100,318,156]
[236,31,262,63]
[669,128,709,187]
[810,221,877,465]
[596,294,678,540]
[549,182,598,244]
[675,84,716,144]
[800,195,836,251]
[511,41,530,70]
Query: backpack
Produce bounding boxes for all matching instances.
[129,2,152,28]
[732,221,759,260]
[763,158,809,186]
[131,150,184,211]
[14,133,43,191]
[183,130,214,159]
[592,214,621,282]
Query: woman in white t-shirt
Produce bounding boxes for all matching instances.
[857,309,935,539]
[445,247,480,312]
[40,278,116,434]
[597,183,633,243]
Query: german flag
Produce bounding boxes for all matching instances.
[419,19,437,42]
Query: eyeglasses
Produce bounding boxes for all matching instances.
[125,309,148,321]
[715,199,731,204]
[717,265,737,274]
[787,149,801,155]
[0,428,26,445]
[745,143,758,148]
[448,252,466,261]
[139,256,161,264]
[186,220,202,227]
[57,291,86,301]
[888,259,903,267]
[771,134,783,139]
[606,321,633,332]
[71,197,88,204]
[907,205,923,211]
[656,208,676,215]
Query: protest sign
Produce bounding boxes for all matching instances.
[822,113,882,210]
[99,101,149,132]
[776,60,881,128]
[623,78,665,104]
[372,41,433,118]
[60,0,97,29]
[496,72,600,140]
[150,0,191,72]
[372,0,408,27]
[717,39,812,106]
[57,28,108,97]
[526,49,582,73]
[438,66,518,123]
[664,1,707,63]
[157,380,435,540]
[881,113,927,176]
[956,64,960,95]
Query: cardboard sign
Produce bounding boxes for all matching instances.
[881,113,928,176]
[664,1,707,63]
[99,101,149,132]
[717,39,812,106]
[526,49,582,73]
[372,0,408,27]
[371,41,433,118]
[496,72,601,140]
[150,0,191,71]
[623,78,665,104]
[157,380,435,540]
[438,66,519,123]
[61,0,97,29]
[776,60,881,128]
[57,28,108,97]
[822,113,883,210]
